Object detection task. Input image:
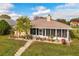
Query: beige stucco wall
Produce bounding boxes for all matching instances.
[14,31,26,37]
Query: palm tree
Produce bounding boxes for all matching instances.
[15,16,31,38]
[23,16,31,34]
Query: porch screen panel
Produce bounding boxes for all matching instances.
[46,29,50,36]
[37,28,38,35]
[43,29,45,36]
[57,29,61,37]
[31,28,36,35]
[51,29,55,37]
[39,29,42,35]
[62,29,67,38]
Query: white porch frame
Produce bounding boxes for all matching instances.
[31,28,70,41]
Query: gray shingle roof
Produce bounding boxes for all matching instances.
[31,18,71,29]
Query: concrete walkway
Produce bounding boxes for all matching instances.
[14,40,33,56]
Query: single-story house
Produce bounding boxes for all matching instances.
[30,15,71,41]
[70,18,79,27]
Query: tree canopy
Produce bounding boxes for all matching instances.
[56,19,66,23]
[0,20,12,35]
[70,18,79,22]
[0,14,11,19]
[56,19,70,25]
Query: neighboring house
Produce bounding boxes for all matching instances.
[70,19,79,27]
[30,15,71,41]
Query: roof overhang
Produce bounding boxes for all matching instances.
[31,27,72,30]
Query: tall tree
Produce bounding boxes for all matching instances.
[0,14,11,20]
[56,19,70,25]
[0,20,11,35]
[56,19,66,23]
[23,17,31,34]
[16,16,31,35]
[70,18,79,22]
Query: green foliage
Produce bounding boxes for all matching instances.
[16,16,31,34]
[70,18,79,21]
[57,19,66,23]
[0,20,11,35]
[0,14,11,19]
[70,30,75,39]
[71,26,79,28]
[70,30,79,40]
[56,19,70,25]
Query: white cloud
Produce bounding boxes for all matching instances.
[0,3,22,20]
[56,3,79,9]
[8,13,22,20]
[52,3,79,20]
[0,3,14,10]
[0,3,14,14]
[32,6,51,16]
[33,9,50,15]
[32,4,79,21]
[35,6,47,11]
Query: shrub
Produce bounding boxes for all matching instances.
[26,35,33,39]
[70,30,79,40]
[61,39,66,44]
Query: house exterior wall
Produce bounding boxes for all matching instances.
[14,31,26,37]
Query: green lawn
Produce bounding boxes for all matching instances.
[0,35,26,56]
[22,40,79,56]
[22,28,79,56]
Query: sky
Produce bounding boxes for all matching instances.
[0,3,79,21]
